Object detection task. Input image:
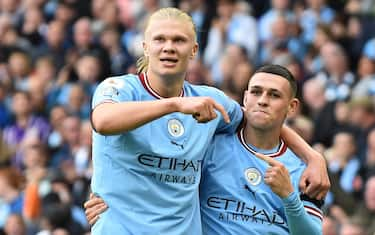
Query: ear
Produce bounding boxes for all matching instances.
[287,98,299,117]
[142,41,148,57]
[243,90,249,108]
[190,43,199,59]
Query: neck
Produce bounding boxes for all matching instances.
[146,71,185,98]
[17,114,30,128]
[243,125,281,150]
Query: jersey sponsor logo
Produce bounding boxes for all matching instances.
[150,172,197,184]
[244,167,262,186]
[138,154,201,172]
[137,154,201,185]
[167,119,184,137]
[207,196,286,225]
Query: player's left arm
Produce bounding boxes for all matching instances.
[255,153,323,235]
[280,125,330,200]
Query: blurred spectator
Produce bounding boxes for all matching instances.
[0,131,12,166]
[49,115,80,168]
[99,26,134,75]
[2,90,50,168]
[356,128,375,189]
[203,0,257,67]
[210,43,248,87]
[0,167,25,228]
[322,215,339,235]
[352,54,375,99]
[348,97,375,162]
[33,20,67,71]
[67,17,110,80]
[47,106,67,151]
[7,51,32,91]
[3,213,26,235]
[0,82,12,129]
[19,6,45,48]
[339,221,366,235]
[300,0,336,44]
[260,13,305,64]
[258,0,294,42]
[65,84,90,120]
[316,42,355,102]
[325,131,360,213]
[185,58,211,85]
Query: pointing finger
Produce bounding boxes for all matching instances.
[254,152,279,166]
[212,102,230,123]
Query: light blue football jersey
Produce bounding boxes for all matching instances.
[90,73,243,235]
[200,128,323,235]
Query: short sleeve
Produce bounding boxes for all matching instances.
[92,76,135,109]
[214,90,243,134]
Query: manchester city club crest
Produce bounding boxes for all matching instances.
[244,167,262,186]
[167,119,184,137]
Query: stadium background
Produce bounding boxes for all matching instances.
[0,0,375,234]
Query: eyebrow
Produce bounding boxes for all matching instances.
[250,86,282,94]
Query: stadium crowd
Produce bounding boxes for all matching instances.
[0,0,374,234]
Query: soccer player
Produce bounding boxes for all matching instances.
[89,7,328,234]
[200,65,322,234]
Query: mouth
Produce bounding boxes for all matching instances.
[253,110,268,114]
[160,58,178,63]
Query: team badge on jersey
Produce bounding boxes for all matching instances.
[167,119,184,137]
[101,86,119,97]
[244,167,262,186]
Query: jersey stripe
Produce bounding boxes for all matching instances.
[139,73,185,99]
[304,205,323,220]
[237,128,287,157]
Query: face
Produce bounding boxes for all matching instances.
[365,178,375,210]
[243,72,298,131]
[143,19,198,80]
[12,92,31,116]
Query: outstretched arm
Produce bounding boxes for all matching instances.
[280,125,330,200]
[92,96,230,135]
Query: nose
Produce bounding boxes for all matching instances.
[257,92,268,106]
[162,40,176,53]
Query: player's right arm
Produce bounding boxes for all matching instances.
[92,77,230,135]
[92,97,229,135]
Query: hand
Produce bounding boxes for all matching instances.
[84,193,108,226]
[299,153,330,200]
[254,153,294,198]
[175,97,230,123]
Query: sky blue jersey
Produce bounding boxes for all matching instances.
[90,73,243,235]
[200,128,323,235]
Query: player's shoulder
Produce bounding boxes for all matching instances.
[282,148,306,169]
[211,131,236,146]
[185,82,227,98]
[100,74,138,86]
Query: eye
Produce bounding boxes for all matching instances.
[250,90,262,96]
[174,37,186,43]
[154,36,165,42]
[269,92,281,98]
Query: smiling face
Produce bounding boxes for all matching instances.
[143,17,198,80]
[243,72,298,131]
